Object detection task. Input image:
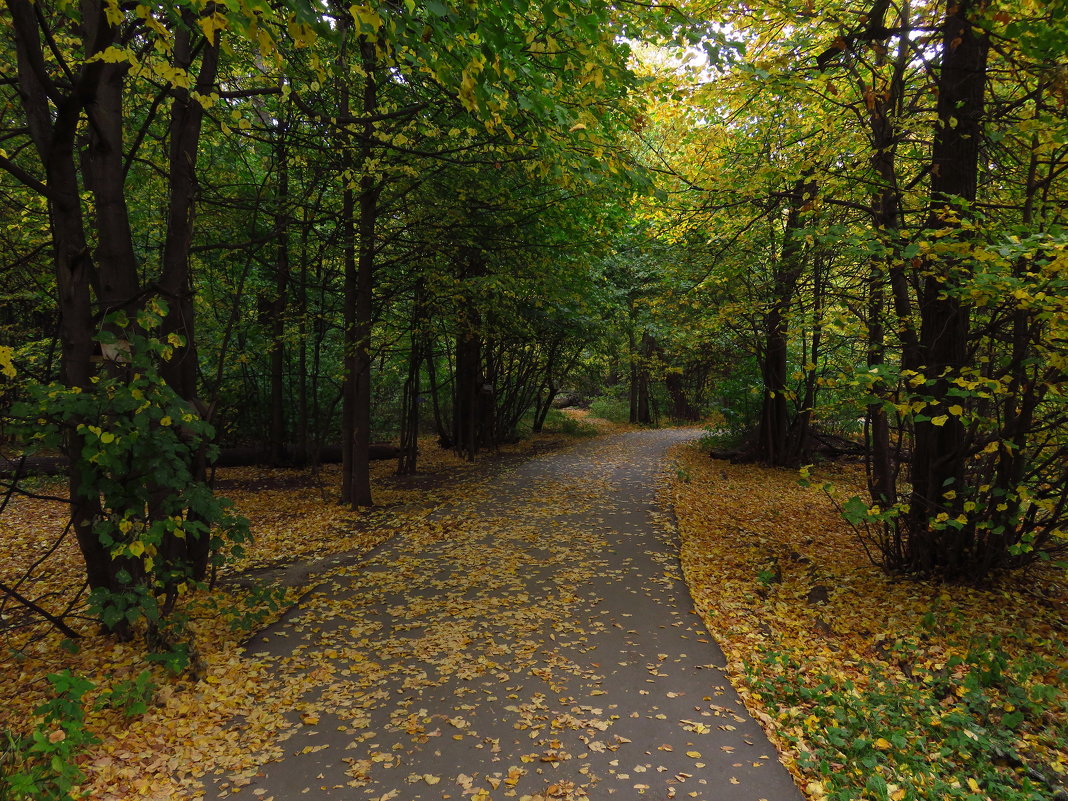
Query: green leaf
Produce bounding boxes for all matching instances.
[842,496,869,525]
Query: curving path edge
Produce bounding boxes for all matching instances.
[203,428,803,801]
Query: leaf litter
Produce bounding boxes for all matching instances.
[0,430,613,798]
[669,442,1068,800]
[4,424,801,800]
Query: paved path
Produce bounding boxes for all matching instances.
[206,429,802,801]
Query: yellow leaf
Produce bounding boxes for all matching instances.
[0,345,15,378]
[569,122,587,132]
[459,69,478,111]
[95,46,134,65]
[104,0,123,25]
[874,737,891,750]
[930,415,948,427]
[948,404,964,416]
[350,4,383,30]
[198,12,227,44]
[128,541,145,558]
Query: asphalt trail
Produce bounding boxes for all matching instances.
[204,428,802,801]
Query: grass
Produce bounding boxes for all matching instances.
[586,396,631,424]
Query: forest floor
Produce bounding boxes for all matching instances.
[1,419,1064,801]
[0,421,590,784]
[2,420,803,801]
[670,444,1068,801]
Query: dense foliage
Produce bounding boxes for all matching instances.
[0,2,1066,799]
[631,0,1068,578]
[0,0,1064,717]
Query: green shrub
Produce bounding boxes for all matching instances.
[532,408,596,438]
[1,672,97,801]
[588,395,630,423]
[748,636,1068,800]
[9,303,250,636]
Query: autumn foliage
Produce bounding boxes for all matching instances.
[672,444,1068,800]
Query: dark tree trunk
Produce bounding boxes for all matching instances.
[157,15,220,582]
[339,25,358,504]
[786,254,823,463]
[531,385,555,433]
[634,332,654,425]
[452,249,489,459]
[453,316,482,460]
[84,62,140,312]
[296,202,310,466]
[425,332,448,443]
[397,290,425,475]
[341,174,357,502]
[627,314,639,423]
[6,1,130,628]
[268,131,290,466]
[342,39,379,507]
[905,0,988,574]
[754,178,813,466]
[864,21,908,507]
[397,342,421,475]
[159,14,218,407]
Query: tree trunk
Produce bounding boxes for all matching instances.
[157,15,221,582]
[634,332,653,425]
[84,61,140,313]
[866,59,903,506]
[397,292,424,475]
[297,206,310,466]
[453,316,482,460]
[6,1,130,628]
[425,332,448,444]
[905,0,988,574]
[349,37,378,508]
[754,178,813,466]
[268,131,290,466]
[452,248,489,459]
[339,23,357,504]
[786,253,823,463]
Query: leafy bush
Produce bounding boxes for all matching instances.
[698,423,748,452]
[95,670,156,718]
[542,408,599,437]
[0,672,97,801]
[8,303,250,636]
[588,395,630,423]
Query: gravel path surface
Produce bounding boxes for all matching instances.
[205,429,802,801]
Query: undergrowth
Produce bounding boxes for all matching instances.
[587,396,631,424]
[750,633,1068,800]
[670,443,1068,801]
[542,408,600,437]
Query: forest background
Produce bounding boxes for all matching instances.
[0,0,1065,798]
